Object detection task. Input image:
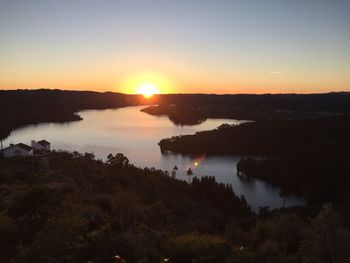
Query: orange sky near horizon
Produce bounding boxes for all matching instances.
[1,48,349,94]
[1,68,348,94]
[1,55,349,94]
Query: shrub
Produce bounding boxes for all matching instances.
[162,233,231,263]
[7,187,50,219]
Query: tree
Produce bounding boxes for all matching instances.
[171,170,177,178]
[186,168,193,175]
[115,153,129,168]
[298,203,350,263]
[83,152,95,161]
[187,168,193,183]
[107,153,129,168]
[107,153,114,165]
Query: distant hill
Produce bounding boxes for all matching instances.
[0,89,145,140]
[143,92,350,124]
[156,92,350,113]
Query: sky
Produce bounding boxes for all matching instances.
[0,0,349,94]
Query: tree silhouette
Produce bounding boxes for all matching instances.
[187,168,194,183]
[107,153,129,168]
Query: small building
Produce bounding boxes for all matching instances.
[2,143,34,158]
[31,140,51,151]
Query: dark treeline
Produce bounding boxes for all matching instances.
[142,92,350,125]
[237,151,350,220]
[1,152,349,262]
[159,119,350,155]
[156,93,350,113]
[0,89,147,140]
[141,105,207,125]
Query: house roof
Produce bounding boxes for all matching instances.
[15,143,33,151]
[37,140,50,146]
[3,143,33,152]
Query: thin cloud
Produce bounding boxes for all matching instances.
[269,71,281,74]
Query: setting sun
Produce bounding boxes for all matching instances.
[120,71,173,95]
[137,83,159,98]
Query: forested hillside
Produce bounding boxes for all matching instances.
[0,152,349,262]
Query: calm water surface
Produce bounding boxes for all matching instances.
[3,106,304,211]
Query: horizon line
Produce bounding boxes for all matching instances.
[1,88,349,96]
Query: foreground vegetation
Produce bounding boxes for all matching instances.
[0,152,349,262]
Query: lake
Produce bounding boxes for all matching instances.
[2,105,304,211]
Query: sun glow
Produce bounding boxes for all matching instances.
[120,71,173,95]
[137,83,159,98]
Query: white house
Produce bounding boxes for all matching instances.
[31,140,51,151]
[2,143,34,158]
